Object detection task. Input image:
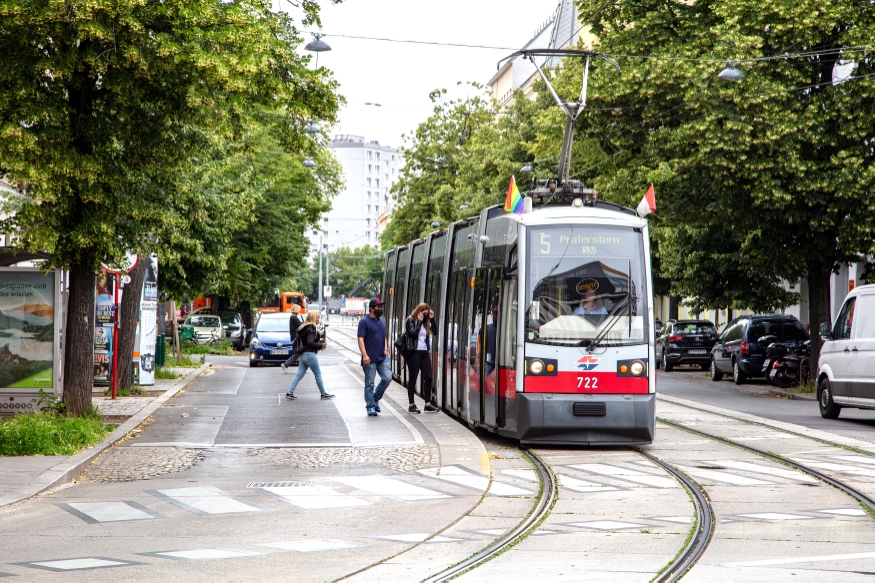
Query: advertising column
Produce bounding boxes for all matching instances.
[138,256,158,386]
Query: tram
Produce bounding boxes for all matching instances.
[382,182,655,445]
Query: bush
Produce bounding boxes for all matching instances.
[0,412,113,456]
[181,339,235,356]
[155,367,183,380]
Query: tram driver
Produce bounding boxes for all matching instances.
[573,288,608,316]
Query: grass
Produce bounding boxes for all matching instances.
[154,366,184,380]
[0,410,113,456]
[181,339,235,356]
[161,349,205,368]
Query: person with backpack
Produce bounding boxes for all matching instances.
[403,303,439,413]
[285,310,334,400]
[281,304,303,373]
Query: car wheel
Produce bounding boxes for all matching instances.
[818,378,841,419]
[710,357,723,381]
[663,352,673,372]
[733,359,746,385]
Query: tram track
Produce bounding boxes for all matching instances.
[423,446,557,583]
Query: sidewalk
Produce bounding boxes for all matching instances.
[0,365,208,507]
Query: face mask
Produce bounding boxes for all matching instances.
[374,309,383,318]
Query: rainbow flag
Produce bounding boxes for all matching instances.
[504,176,524,214]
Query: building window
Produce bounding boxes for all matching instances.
[323,217,328,223]
[367,191,371,199]
[367,178,372,186]
[368,164,372,173]
[391,154,395,161]
[366,230,371,238]
[366,218,371,226]
[367,151,372,160]
[367,204,371,212]
[376,152,381,161]
[375,165,380,173]
[376,179,380,188]
[385,174,389,180]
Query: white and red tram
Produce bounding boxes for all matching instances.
[383,184,655,445]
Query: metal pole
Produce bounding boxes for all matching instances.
[110,274,119,400]
[318,232,323,314]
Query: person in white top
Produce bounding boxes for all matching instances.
[573,288,608,315]
[403,303,439,413]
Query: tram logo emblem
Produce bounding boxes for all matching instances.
[576,355,600,370]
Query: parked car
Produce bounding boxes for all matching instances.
[218,311,245,350]
[248,312,295,367]
[182,314,222,345]
[655,319,718,371]
[710,315,810,384]
[817,283,875,419]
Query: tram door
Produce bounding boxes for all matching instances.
[446,270,469,416]
[424,271,441,406]
[468,267,502,427]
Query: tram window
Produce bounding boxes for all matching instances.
[525,225,648,347]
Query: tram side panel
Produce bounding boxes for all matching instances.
[383,249,397,369]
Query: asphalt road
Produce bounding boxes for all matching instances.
[657,368,875,444]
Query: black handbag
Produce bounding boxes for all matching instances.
[394,332,416,358]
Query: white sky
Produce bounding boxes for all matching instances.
[289,0,558,149]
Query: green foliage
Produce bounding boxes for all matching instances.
[154,367,184,380]
[37,389,66,415]
[327,245,384,297]
[182,339,236,356]
[0,412,112,456]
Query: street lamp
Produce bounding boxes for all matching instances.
[431,221,440,228]
[718,62,745,81]
[305,123,320,134]
[520,164,534,173]
[459,204,469,210]
[303,158,316,168]
[305,34,332,53]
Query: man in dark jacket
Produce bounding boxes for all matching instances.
[281,304,303,373]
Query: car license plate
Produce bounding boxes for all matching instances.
[688,349,706,354]
[270,350,289,355]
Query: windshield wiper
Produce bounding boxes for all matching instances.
[586,290,636,351]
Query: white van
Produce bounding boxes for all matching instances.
[818,283,875,418]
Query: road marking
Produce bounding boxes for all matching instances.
[147,548,262,560]
[558,474,619,493]
[255,540,367,552]
[790,458,875,478]
[673,464,775,486]
[417,466,534,497]
[725,551,875,567]
[816,508,868,516]
[567,463,679,488]
[501,468,538,482]
[369,533,466,543]
[566,520,646,531]
[22,558,137,571]
[258,485,371,509]
[733,434,799,441]
[651,516,693,524]
[704,460,819,483]
[58,501,164,523]
[469,529,508,536]
[331,475,451,501]
[736,512,815,521]
[341,363,424,445]
[148,486,272,515]
[830,455,875,466]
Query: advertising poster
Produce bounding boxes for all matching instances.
[138,255,158,386]
[94,270,116,386]
[0,271,55,390]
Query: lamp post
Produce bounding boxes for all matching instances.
[317,231,325,315]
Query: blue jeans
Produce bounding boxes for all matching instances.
[363,358,392,409]
[288,352,327,395]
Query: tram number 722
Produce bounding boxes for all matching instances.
[577,376,598,389]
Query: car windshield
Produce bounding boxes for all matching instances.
[220,314,241,327]
[748,320,809,342]
[674,323,717,335]
[525,225,648,347]
[188,316,220,328]
[257,317,290,333]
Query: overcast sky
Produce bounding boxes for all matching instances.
[290,0,558,149]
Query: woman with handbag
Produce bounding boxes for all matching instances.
[285,310,334,400]
[403,303,439,413]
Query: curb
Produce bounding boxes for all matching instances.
[659,371,816,401]
[765,387,816,401]
[0,363,210,508]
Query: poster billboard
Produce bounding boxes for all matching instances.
[0,271,55,390]
[138,255,158,386]
[94,270,116,386]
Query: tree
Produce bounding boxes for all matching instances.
[0,1,339,414]
[326,245,383,297]
[575,0,875,365]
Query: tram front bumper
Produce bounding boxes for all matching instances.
[516,393,655,446]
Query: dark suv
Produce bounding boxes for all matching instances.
[656,320,718,371]
[710,315,810,384]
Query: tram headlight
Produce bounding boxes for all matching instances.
[630,361,645,376]
[529,360,544,374]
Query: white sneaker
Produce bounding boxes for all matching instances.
[281,363,288,373]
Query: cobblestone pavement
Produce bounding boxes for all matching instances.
[249,445,440,473]
[84,446,205,482]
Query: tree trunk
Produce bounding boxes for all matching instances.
[63,263,96,416]
[117,261,147,392]
[668,296,680,320]
[807,264,833,375]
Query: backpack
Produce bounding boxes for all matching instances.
[293,324,313,355]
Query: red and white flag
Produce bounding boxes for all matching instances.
[637,183,656,217]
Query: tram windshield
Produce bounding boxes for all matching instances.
[526,225,648,347]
